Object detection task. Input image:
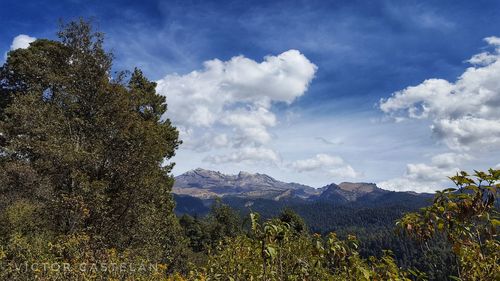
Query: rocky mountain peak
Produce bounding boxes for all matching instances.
[173,169,428,203]
[319,182,387,202]
[338,182,378,193]
[191,168,221,175]
[174,168,320,199]
[238,171,254,178]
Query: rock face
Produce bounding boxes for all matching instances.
[317,182,389,202]
[173,168,432,204]
[173,168,320,199]
[173,169,435,217]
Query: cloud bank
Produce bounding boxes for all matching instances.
[156,49,317,163]
[290,153,359,179]
[380,36,500,151]
[380,36,500,192]
[379,152,471,193]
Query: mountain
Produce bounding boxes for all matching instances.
[173,168,434,216]
[173,168,431,201]
[316,182,389,203]
[171,169,442,279]
[173,168,320,200]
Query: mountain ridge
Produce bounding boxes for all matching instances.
[173,168,321,200]
[173,168,431,202]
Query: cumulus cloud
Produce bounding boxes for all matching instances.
[380,36,500,151]
[221,106,277,146]
[157,50,316,128]
[289,153,359,179]
[178,129,229,152]
[156,49,317,164]
[379,36,500,192]
[203,147,280,164]
[4,34,36,60]
[10,34,36,50]
[328,165,359,179]
[378,177,441,193]
[290,154,344,172]
[430,152,471,169]
[379,152,470,193]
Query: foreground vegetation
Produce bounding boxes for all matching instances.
[0,20,498,280]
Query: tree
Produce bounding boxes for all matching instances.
[199,213,411,280]
[179,214,210,252]
[0,19,184,277]
[206,200,242,247]
[397,169,500,281]
[278,208,307,235]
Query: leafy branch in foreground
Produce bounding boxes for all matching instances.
[195,213,411,281]
[397,169,500,281]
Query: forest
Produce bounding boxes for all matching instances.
[0,20,498,280]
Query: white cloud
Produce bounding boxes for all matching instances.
[380,36,500,151]
[221,106,277,146]
[468,52,497,66]
[4,34,36,61]
[157,49,316,128]
[203,147,280,164]
[10,34,36,51]
[379,36,500,192]
[430,152,471,169]
[327,165,359,179]
[290,154,344,172]
[289,153,359,179]
[156,49,317,164]
[379,152,470,193]
[378,177,442,193]
[178,129,229,152]
[401,152,468,182]
[485,36,500,46]
[432,117,500,151]
[405,163,456,182]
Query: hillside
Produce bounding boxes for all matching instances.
[172,168,433,218]
[173,168,321,200]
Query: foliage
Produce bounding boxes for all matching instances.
[277,208,307,235]
[194,213,411,281]
[0,231,177,280]
[0,19,186,279]
[397,169,500,281]
[206,200,243,244]
[204,195,456,279]
[179,200,243,254]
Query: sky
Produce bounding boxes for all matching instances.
[2,0,500,192]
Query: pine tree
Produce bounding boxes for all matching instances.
[0,19,183,267]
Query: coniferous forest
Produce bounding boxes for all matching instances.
[0,20,499,281]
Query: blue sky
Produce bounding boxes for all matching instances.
[2,0,500,192]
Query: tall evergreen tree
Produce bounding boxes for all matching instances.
[0,19,182,264]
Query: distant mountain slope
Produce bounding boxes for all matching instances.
[315,182,390,202]
[173,194,210,215]
[173,168,320,199]
[172,168,433,211]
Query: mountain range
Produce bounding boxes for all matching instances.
[173,168,320,200]
[172,168,433,216]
